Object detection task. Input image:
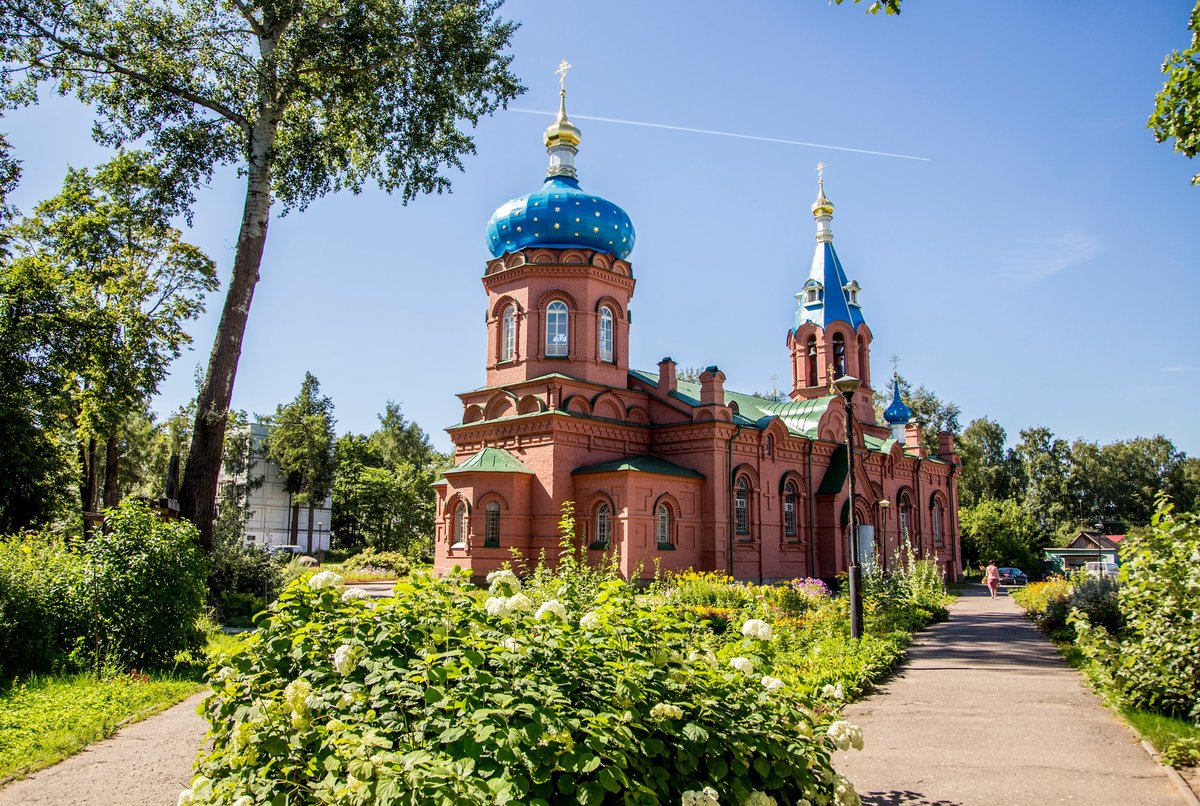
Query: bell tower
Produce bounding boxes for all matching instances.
[786,165,874,418]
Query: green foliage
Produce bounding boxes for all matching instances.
[341,548,411,576]
[263,372,336,508]
[956,417,1021,508]
[332,404,445,558]
[216,591,267,629]
[872,373,960,455]
[192,567,859,805]
[1149,0,1200,185]
[959,497,1044,573]
[1076,499,1200,720]
[0,534,87,678]
[862,540,950,622]
[0,671,201,780]
[1012,578,1075,638]
[84,501,209,670]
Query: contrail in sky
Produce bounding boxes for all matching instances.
[509,108,930,162]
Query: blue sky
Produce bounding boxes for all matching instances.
[5,0,1199,455]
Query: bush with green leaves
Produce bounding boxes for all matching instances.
[0,535,87,677]
[341,547,411,576]
[1075,499,1200,720]
[207,533,281,613]
[84,501,208,670]
[190,567,863,805]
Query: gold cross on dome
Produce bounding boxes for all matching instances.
[556,59,572,92]
[816,161,826,183]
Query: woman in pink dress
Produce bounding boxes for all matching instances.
[984,562,1000,599]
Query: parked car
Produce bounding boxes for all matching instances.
[1085,561,1119,578]
[997,567,1028,586]
[268,544,305,558]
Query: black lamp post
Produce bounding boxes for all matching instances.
[833,374,864,639]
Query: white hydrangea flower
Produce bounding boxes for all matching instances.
[650,702,684,721]
[535,599,567,620]
[333,644,360,676]
[741,618,772,640]
[308,570,343,590]
[821,683,844,700]
[729,657,754,675]
[216,665,235,681]
[579,611,601,630]
[486,568,521,593]
[189,776,213,800]
[284,679,313,712]
[761,676,784,692]
[177,789,193,806]
[341,587,370,602]
[827,720,864,751]
[833,774,861,806]
[681,786,720,805]
[506,592,533,612]
[743,792,777,806]
[485,596,511,617]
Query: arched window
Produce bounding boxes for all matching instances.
[931,500,943,547]
[765,435,774,458]
[656,503,672,547]
[857,336,867,381]
[898,492,912,542]
[501,305,516,362]
[598,306,614,363]
[832,333,846,378]
[806,336,818,386]
[594,503,612,547]
[546,300,568,357]
[484,501,501,547]
[783,480,799,539]
[453,502,468,547]
[735,476,750,536]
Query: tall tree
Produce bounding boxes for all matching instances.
[1150,0,1200,185]
[5,153,216,523]
[1013,426,1070,538]
[956,416,1021,508]
[262,372,336,552]
[1,0,523,547]
[1,153,214,530]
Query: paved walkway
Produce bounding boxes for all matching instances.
[0,692,207,806]
[834,585,1181,805]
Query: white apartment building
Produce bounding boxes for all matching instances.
[218,422,332,553]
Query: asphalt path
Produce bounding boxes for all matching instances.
[834,585,1181,805]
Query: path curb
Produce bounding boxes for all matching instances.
[1141,739,1200,806]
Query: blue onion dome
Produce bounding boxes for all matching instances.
[883,376,914,425]
[485,78,635,260]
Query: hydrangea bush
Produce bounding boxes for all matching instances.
[190,565,862,805]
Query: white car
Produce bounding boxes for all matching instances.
[269,544,305,557]
[1085,561,1119,578]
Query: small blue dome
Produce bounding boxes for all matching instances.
[486,176,635,260]
[884,378,913,425]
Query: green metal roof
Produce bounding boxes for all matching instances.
[442,447,535,475]
[572,455,705,479]
[816,444,849,495]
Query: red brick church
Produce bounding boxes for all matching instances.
[433,79,962,582]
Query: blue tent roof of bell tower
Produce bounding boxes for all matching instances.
[794,241,865,332]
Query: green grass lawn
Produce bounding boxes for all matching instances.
[1121,706,1200,766]
[0,634,245,782]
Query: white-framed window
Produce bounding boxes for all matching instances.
[501,305,516,362]
[783,481,798,538]
[899,493,911,540]
[656,503,671,546]
[485,501,501,547]
[453,502,468,547]
[599,305,614,363]
[735,477,750,536]
[546,300,568,357]
[595,503,611,547]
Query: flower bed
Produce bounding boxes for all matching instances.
[188,520,946,805]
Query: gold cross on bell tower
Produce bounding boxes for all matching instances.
[556,59,572,92]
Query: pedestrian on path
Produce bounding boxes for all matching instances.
[984,561,1000,598]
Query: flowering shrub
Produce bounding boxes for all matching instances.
[1076,499,1200,721]
[341,548,411,577]
[191,565,863,805]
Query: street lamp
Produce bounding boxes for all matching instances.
[878,499,890,572]
[832,374,864,639]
